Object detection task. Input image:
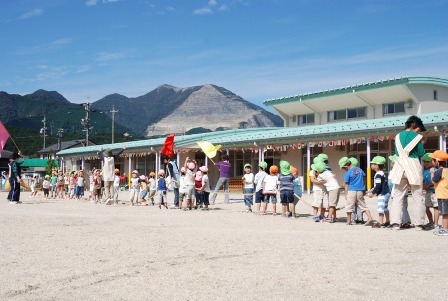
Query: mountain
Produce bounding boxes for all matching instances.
[0,84,282,154]
[92,84,283,136]
[0,90,139,155]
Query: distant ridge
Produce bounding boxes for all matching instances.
[92,84,283,136]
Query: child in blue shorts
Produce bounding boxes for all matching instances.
[368,156,391,227]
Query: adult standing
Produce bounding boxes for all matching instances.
[98,146,126,205]
[8,152,26,204]
[163,155,180,208]
[210,154,232,204]
[390,115,426,230]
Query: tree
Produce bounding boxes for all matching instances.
[45,159,58,176]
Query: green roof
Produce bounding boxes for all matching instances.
[20,159,59,168]
[57,111,448,158]
[263,76,448,106]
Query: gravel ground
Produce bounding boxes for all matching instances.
[1,190,447,300]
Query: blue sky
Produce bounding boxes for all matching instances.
[1,0,447,108]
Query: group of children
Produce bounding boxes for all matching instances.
[238,150,448,237]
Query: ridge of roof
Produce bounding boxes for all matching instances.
[264,76,448,106]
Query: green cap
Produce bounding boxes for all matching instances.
[349,157,358,167]
[422,153,433,162]
[317,153,328,161]
[279,160,291,175]
[258,161,268,170]
[244,163,252,169]
[311,161,326,172]
[370,156,386,165]
[338,157,351,169]
[313,156,324,164]
[389,155,398,163]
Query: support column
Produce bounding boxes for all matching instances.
[156,151,160,173]
[440,132,447,152]
[307,142,311,194]
[81,158,85,171]
[128,155,131,186]
[366,137,372,190]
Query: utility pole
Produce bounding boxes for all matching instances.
[81,100,93,146]
[110,105,118,144]
[40,115,47,149]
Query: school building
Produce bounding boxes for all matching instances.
[57,76,448,192]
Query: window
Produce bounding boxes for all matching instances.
[433,90,438,100]
[328,107,366,122]
[298,113,315,125]
[383,102,405,115]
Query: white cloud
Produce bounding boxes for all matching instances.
[193,8,213,15]
[85,0,98,6]
[16,38,73,55]
[96,49,136,62]
[209,0,218,6]
[166,6,176,11]
[18,9,44,20]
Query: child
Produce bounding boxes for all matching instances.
[422,153,439,228]
[368,156,391,228]
[183,157,197,210]
[30,175,38,197]
[199,166,211,210]
[92,169,102,204]
[339,157,374,226]
[113,168,120,204]
[253,161,268,215]
[262,165,279,216]
[242,163,254,213]
[316,162,341,223]
[64,172,70,198]
[129,170,140,206]
[157,169,168,209]
[42,175,50,199]
[310,157,328,222]
[139,175,148,205]
[430,150,448,236]
[50,172,58,198]
[178,168,187,209]
[76,170,85,200]
[148,172,157,206]
[291,166,302,218]
[89,171,95,201]
[68,171,76,199]
[194,170,204,209]
[278,160,295,218]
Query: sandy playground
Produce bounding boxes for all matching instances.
[1,190,447,300]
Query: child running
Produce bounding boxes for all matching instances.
[140,175,148,205]
[113,169,120,204]
[76,170,85,200]
[178,168,187,209]
[242,163,254,213]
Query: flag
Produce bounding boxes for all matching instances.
[0,121,10,154]
[161,133,175,159]
[197,141,221,159]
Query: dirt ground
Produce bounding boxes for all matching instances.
[1,190,447,300]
